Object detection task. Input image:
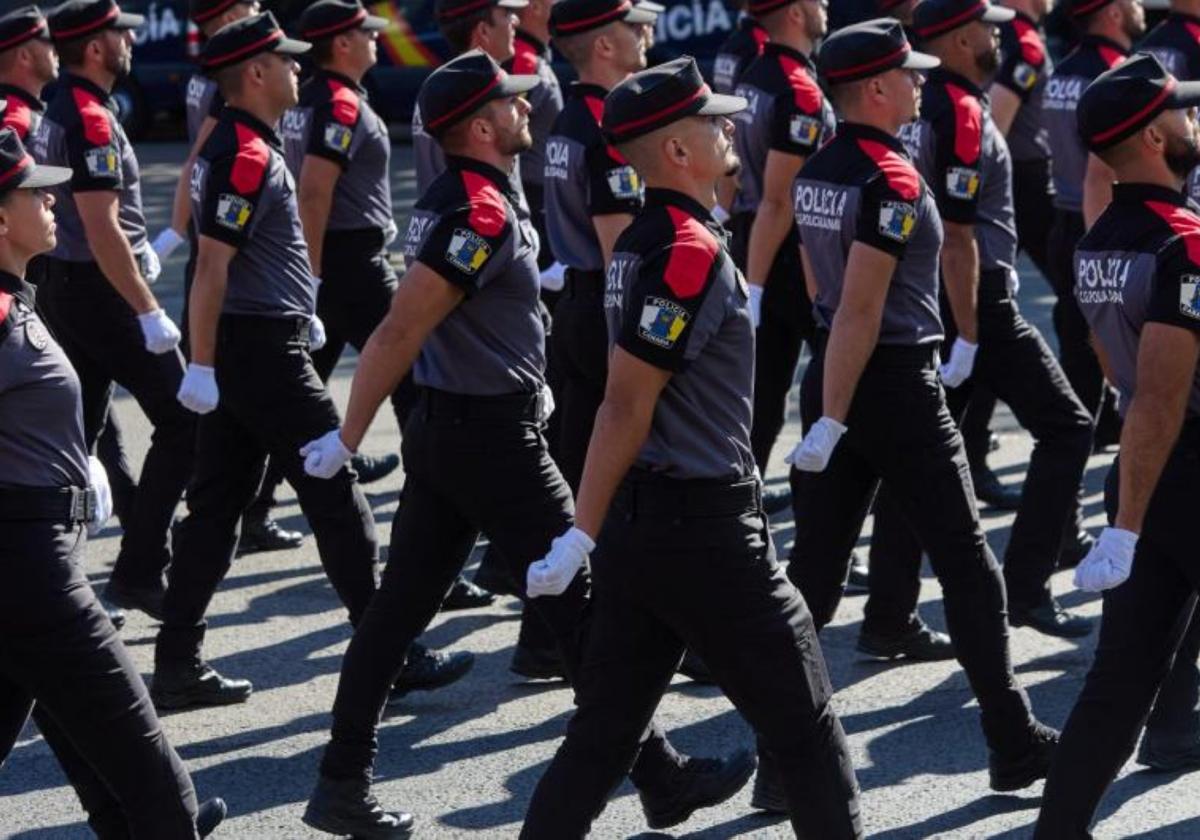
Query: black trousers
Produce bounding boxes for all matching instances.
[1047,209,1107,417]
[318,389,686,803]
[551,270,608,494]
[245,228,416,520]
[33,258,195,588]
[156,314,378,665]
[789,337,1036,751]
[0,519,199,838]
[1036,425,1200,838]
[522,471,862,839]
[866,272,1093,630]
[729,213,817,471]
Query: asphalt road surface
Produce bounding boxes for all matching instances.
[2,143,1196,839]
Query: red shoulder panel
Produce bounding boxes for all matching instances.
[1,98,31,140]
[0,291,10,329]
[1098,45,1124,69]
[856,138,920,201]
[776,53,823,113]
[1147,200,1200,266]
[1186,20,1200,46]
[326,78,360,126]
[663,206,719,299]
[71,87,111,146]
[944,82,983,164]
[461,170,507,237]
[511,37,538,75]
[584,94,629,165]
[231,122,269,195]
[751,21,768,53]
[1012,18,1045,65]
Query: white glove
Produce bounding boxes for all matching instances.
[1074,527,1138,592]
[540,261,566,292]
[527,526,595,598]
[177,363,218,414]
[713,204,731,224]
[151,227,186,261]
[786,416,847,473]
[1006,267,1020,297]
[86,455,112,537]
[300,428,354,479]
[748,283,764,328]
[309,314,327,351]
[137,308,181,354]
[939,337,978,389]
[383,218,398,247]
[141,246,162,284]
[537,383,556,424]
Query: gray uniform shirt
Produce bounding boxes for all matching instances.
[995,12,1052,163]
[185,72,222,144]
[506,30,563,192]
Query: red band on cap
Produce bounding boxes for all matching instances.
[201,28,283,67]
[51,5,120,40]
[1090,77,1176,145]
[914,0,986,38]
[438,0,496,20]
[824,43,910,81]
[553,0,632,33]
[746,0,790,15]
[425,71,502,131]
[193,0,240,23]
[0,153,31,188]
[608,83,710,137]
[303,7,368,38]
[1071,0,1111,16]
[0,20,45,51]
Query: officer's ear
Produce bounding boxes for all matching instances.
[1143,120,1166,156]
[665,133,690,170]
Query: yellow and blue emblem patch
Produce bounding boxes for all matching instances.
[324,123,353,154]
[1013,62,1038,91]
[878,201,917,243]
[945,166,981,201]
[446,228,492,274]
[84,145,119,178]
[215,193,253,232]
[606,165,642,201]
[1181,276,1200,321]
[789,114,822,148]
[638,296,690,349]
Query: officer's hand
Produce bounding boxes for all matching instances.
[1006,268,1020,297]
[938,337,978,389]
[537,382,556,425]
[177,364,218,414]
[87,455,112,537]
[151,227,186,261]
[748,283,764,329]
[1074,527,1138,592]
[137,308,181,354]
[309,315,327,352]
[300,429,354,479]
[540,262,566,292]
[785,416,847,473]
[142,246,163,285]
[527,526,594,598]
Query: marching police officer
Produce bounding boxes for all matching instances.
[297,50,754,838]
[1036,54,1200,835]
[520,56,861,839]
[869,0,1095,641]
[787,17,1058,787]
[713,1,768,95]
[1141,0,1200,205]
[0,126,226,840]
[31,0,194,623]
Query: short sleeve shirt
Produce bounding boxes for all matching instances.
[1076,183,1200,418]
[995,12,1052,162]
[544,83,644,272]
[713,15,768,95]
[400,155,544,395]
[191,107,316,318]
[1140,13,1200,81]
[282,69,393,233]
[0,274,89,488]
[793,121,944,346]
[604,188,755,479]
[0,84,45,142]
[732,43,835,217]
[504,30,564,192]
[901,68,1017,277]
[185,72,223,144]
[31,74,148,262]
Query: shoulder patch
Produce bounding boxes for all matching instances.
[327,78,360,126]
[662,206,719,299]
[231,122,270,195]
[510,38,538,75]
[460,170,507,237]
[776,53,822,113]
[751,21,768,52]
[944,82,982,164]
[1012,18,1045,66]
[1,98,32,140]
[1146,200,1200,267]
[856,138,920,201]
[71,87,111,146]
[1098,45,1125,69]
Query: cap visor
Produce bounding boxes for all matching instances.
[361,14,389,30]
[497,0,530,8]
[697,92,749,117]
[21,163,72,189]
[273,36,312,55]
[498,73,541,96]
[1168,79,1200,110]
[637,1,666,12]
[981,5,1016,23]
[113,11,145,28]
[623,6,658,24]
[902,51,941,71]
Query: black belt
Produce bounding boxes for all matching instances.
[614,470,761,521]
[420,387,545,422]
[812,329,941,368]
[979,268,1012,299]
[219,313,309,341]
[0,485,95,523]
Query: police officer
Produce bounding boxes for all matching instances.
[31,0,194,623]
[713,0,767,95]
[1036,54,1200,836]
[297,50,754,838]
[1141,0,1200,204]
[0,126,226,840]
[787,17,1058,787]
[520,56,861,839]
[869,0,1095,641]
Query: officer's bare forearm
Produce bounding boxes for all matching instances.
[172,117,217,234]
[821,243,894,422]
[299,155,341,274]
[1083,154,1114,231]
[76,193,156,314]
[188,258,229,367]
[940,221,979,343]
[746,196,794,287]
[593,213,632,267]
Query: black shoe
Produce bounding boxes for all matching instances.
[1058,530,1095,570]
[845,551,869,593]
[1137,730,1200,771]
[509,643,566,681]
[388,644,475,703]
[989,723,1058,791]
[441,575,495,611]
[151,661,253,711]
[237,515,304,555]
[1094,404,1123,452]
[352,452,401,485]
[678,650,715,684]
[972,469,1022,511]
[638,748,757,829]
[472,560,519,597]
[105,605,126,630]
[197,797,227,837]
[858,623,956,661]
[103,576,166,621]
[750,752,787,814]
[302,775,415,839]
[1009,598,1093,639]
[762,486,792,516]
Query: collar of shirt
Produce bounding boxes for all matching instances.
[763,41,815,69]
[568,81,609,101]
[0,270,36,308]
[516,29,548,58]
[445,153,522,203]
[64,73,115,111]
[1111,181,1190,208]
[0,83,44,113]
[1011,9,1040,28]
[644,186,726,241]
[224,106,284,150]
[1079,33,1130,58]
[926,66,986,102]
[835,119,912,158]
[314,67,367,97]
